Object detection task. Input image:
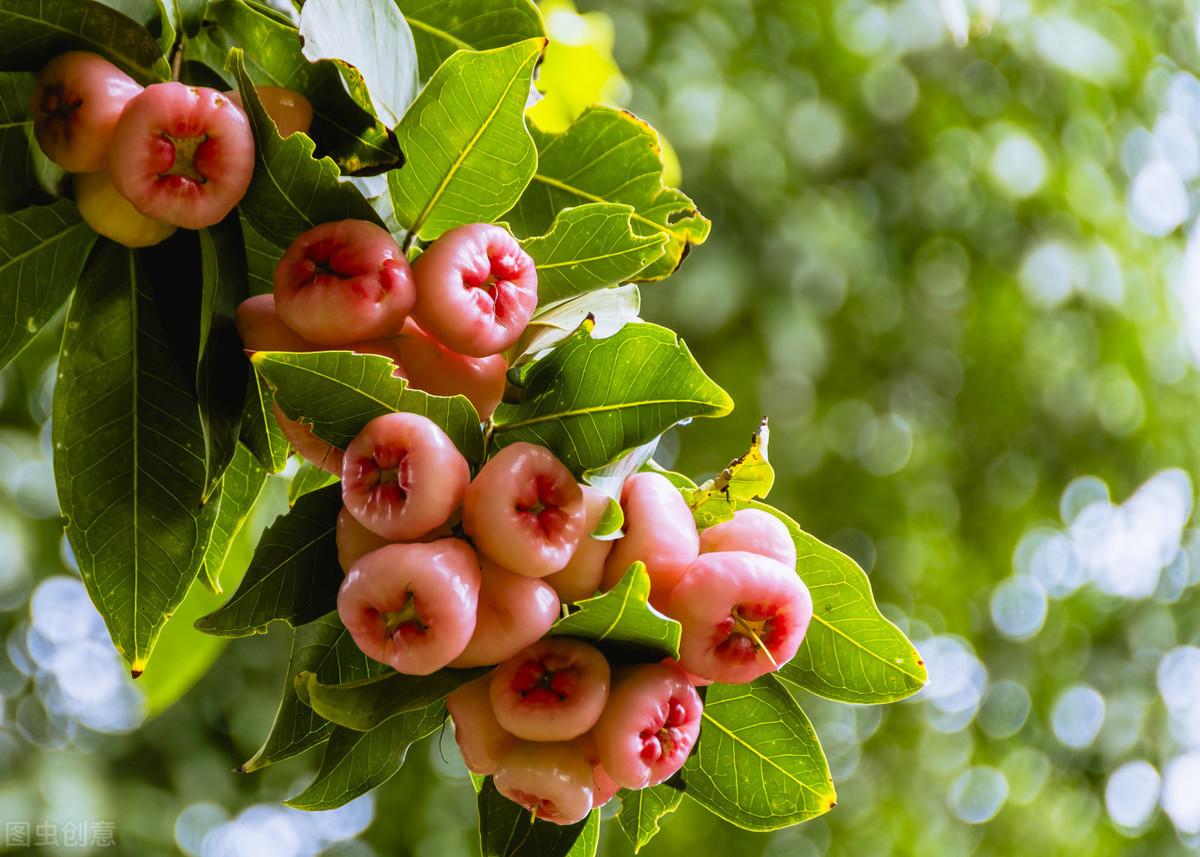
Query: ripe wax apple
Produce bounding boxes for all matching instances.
[394,319,506,419]
[592,661,702,789]
[32,51,142,173]
[226,86,313,137]
[489,637,610,741]
[74,171,176,248]
[699,508,797,568]
[668,551,813,684]
[450,556,561,668]
[494,741,595,825]
[572,732,620,808]
[109,82,254,229]
[235,294,320,353]
[463,442,586,577]
[274,219,415,346]
[602,472,699,607]
[341,412,469,541]
[446,674,517,776]
[411,223,538,357]
[338,539,481,674]
[545,486,614,603]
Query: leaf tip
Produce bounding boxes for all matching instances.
[130,660,147,679]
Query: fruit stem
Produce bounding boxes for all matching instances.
[733,614,779,670]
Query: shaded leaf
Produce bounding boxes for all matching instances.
[389,39,543,243]
[296,667,485,732]
[402,0,544,77]
[0,73,38,211]
[686,418,774,528]
[548,563,680,662]
[239,371,290,473]
[478,778,599,857]
[200,443,267,594]
[616,781,684,853]
[240,214,280,296]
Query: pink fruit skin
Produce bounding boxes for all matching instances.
[236,294,320,353]
[494,741,595,825]
[545,486,614,603]
[699,508,797,569]
[592,662,702,789]
[33,51,142,173]
[274,219,416,346]
[602,473,699,608]
[395,319,507,419]
[489,637,611,742]
[572,732,621,808]
[338,539,481,674]
[446,674,517,776]
[450,556,561,668]
[341,412,469,541]
[463,442,586,578]
[668,551,813,685]
[273,402,344,475]
[336,507,390,574]
[109,82,254,229]
[411,223,538,357]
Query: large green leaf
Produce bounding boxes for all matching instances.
[227,49,383,248]
[242,612,390,772]
[285,702,446,810]
[478,779,599,857]
[616,782,684,853]
[681,677,836,831]
[388,39,544,243]
[296,667,486,731]
[252,349,485,465]
[0,201,96,370]
[54,240,217,675]
[239,215,279,297]
[748,500,927,704]
[0,0,170,81]
[239,371,290,472]
[506,107,710,280]
[521,204,667,306]
[298,0,418,128]
[0,73,37,211]
[548,563,681,662]
[491,322,732,473]
[401,0,544,78]
[195,0,401,174]
[288,462,338,505]
[200,443,267,594]
[194,483,342,636]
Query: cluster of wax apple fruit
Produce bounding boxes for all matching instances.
[32,49,312,247]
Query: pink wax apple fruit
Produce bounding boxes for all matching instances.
[394,319,507,419]
[74,171,176,248]
[341,412,469,541]
[592,661,702,789]
[699,508,797,568]
[32,51,142,173]
[489,637,610,742]
[274,219,415,346]
[411,223,538,357]
[235,294,319,353]
[446,674,517,776]
[602,472,700,607]
[450,556,561,668]
[668,551,813,684]
[336,508,390,574]
[544,486,614,603]
[463,442,586,577]
[226,85,313,137]
[494,741,595,826]
[338,538,481,674]
[571,732,620,808]
[109,82,254,229]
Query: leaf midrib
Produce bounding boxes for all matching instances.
[699,704,829,802]
[494,396,728,431]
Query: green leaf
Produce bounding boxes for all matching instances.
[54,240,218,675]
[747,500,928,704]
[196,0,401,174]
[478,778,599,857]
[242,612,390,772]
[252,349,485,466]
[401,0,544,78]
[201,443,267,594]
[389,38,544,243]
[681,677,836,831]
[296,667,486,732]
[194,483,342,637]
[227,48,382,248]
[239,215,280,296]
[0,201,97,370]
[686,418,774,528]
[548,563,680,661]
[285,702,446,810]
[239,371,290,472]
[0,73,38,211]
[288,462,338,505]
[508,284,640,364]
[616,782,684,853]
[521,204,667,305]
[506,107,711,281]
[491,322,732,474]
[0,0,170,81]
[298,0,418,128]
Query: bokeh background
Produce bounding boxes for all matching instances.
[4,0,1200,854]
